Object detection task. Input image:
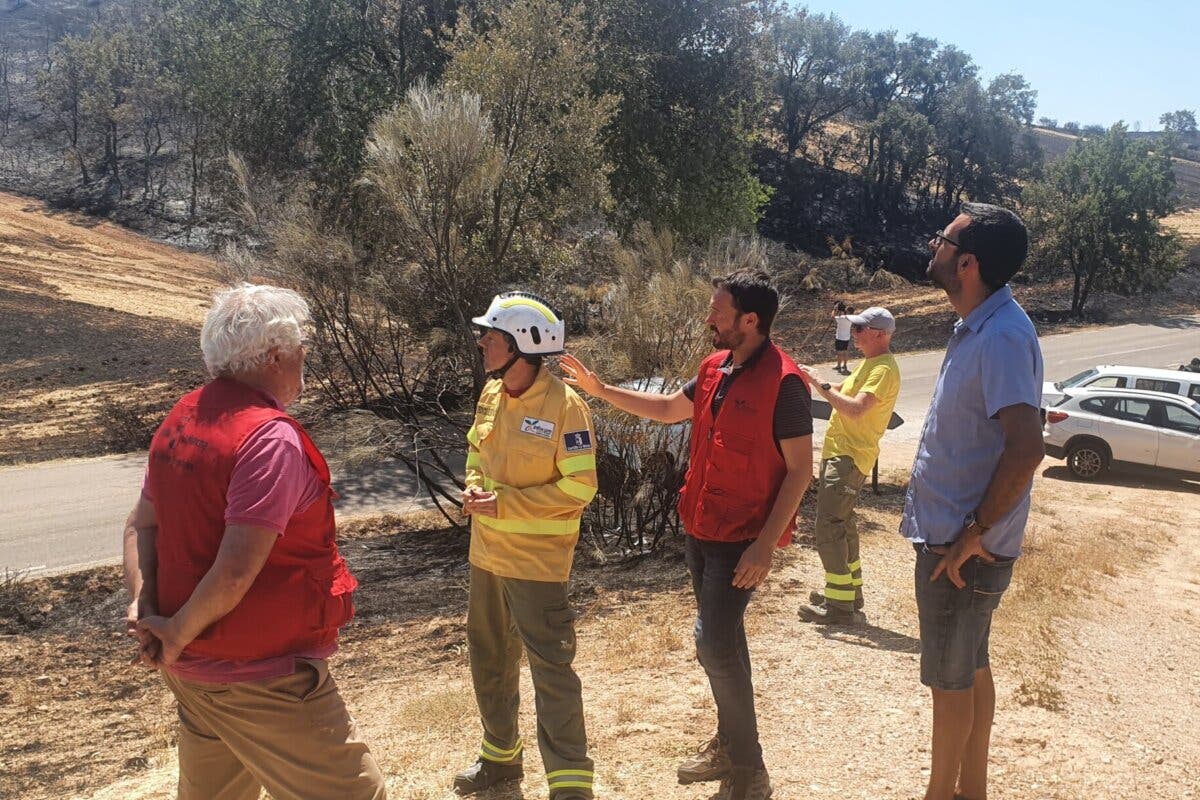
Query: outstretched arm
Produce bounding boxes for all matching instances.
[559,353,693,424]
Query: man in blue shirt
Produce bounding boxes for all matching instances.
[901,203,1045,800]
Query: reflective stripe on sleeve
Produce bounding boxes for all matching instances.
[557,454,596,476]
[556,476,597,503]
[474,514,581,536]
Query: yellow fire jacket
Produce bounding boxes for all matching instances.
[465,367,598,582]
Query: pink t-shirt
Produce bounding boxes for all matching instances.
[142,409,336,683]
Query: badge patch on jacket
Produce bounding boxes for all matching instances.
[564,429,592,452]
[521,417,556,439]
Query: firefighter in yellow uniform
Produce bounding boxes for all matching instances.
[455,292,598,799]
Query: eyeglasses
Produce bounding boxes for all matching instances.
[931,231,971,253]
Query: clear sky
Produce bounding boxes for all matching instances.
[794,0,1200,130]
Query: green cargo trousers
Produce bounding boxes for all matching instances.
[467,565,594,799]
[814,455,867,612]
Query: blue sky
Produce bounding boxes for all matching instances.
[795,0,1200,130]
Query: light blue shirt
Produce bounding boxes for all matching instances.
[900,286,1043,558]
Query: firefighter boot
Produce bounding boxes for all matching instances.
[677,733,731,784]
[798,601,866,625]
[808,589,864,610]
[453,759,523,795]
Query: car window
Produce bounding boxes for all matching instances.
[1055,368,1097,391]
[1189,384,1200,402]
[1159,403,1200,435]
[1078,397,1110,414]
[1086,376,1126,388]
[1134,378,1181,393]
[1111,398,1152,424]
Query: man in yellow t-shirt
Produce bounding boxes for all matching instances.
[797,307,900,625]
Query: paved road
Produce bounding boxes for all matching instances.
[2,313,1197,576]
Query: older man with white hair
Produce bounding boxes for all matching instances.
[122,283,387,800]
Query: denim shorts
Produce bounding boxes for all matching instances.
[914,543,1014,690]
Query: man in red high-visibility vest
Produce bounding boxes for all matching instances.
[122,283,386,800]
[560,270,813,800]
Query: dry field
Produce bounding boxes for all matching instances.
[0,192,216,464]
[3,449,1199,800]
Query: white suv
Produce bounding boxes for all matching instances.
[1043,364,1200,409]
[1043,388,1200,480]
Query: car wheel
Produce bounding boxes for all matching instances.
[1066,440,1109,480]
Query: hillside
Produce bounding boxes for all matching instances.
[1031,126,1200,209]
[0,191,216,463]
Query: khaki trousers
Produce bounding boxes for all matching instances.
[467,565,594,799]
[161,658,386,800]
[814,456,867,612]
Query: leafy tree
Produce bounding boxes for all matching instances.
[1061,121,1080,135]
[584,0,772,239]
[1037,117,1057,129]
[1157,109,1197,158]
[769,10,863,157]
[1023,123,1184,318]
[1159,109,1197,136]
[264,0,614,399]
[444,0,614,268]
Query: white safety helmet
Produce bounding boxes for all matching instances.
[472,292,566,356]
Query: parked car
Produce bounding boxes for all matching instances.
[1042,364,1200,410]
[1042,388,1200,480]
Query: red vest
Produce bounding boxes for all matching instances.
[148,378,357,660]
[677,343,803,546]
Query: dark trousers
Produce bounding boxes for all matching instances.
[684,535,763,769]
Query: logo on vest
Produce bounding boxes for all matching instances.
[732,397,757,414]
[520,417,555,439]
[564,429,592,452]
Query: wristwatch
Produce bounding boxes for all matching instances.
[819,382,832,391]
[963,511,991,532]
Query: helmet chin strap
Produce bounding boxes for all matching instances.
[487,351,523,380]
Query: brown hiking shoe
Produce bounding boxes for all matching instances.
[807,589,864,610]
[677,734,731,784]
[453,759,522,795]
[717,765,773,800]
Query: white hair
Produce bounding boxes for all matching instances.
[200,283,311,378]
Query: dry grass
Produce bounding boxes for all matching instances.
[1164,208,1200,267]
[591,600,690,672]
[994,474,1175,711]
[0,191,215,463]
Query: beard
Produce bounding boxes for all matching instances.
[926,257,959,293]
[711,325,745,351]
